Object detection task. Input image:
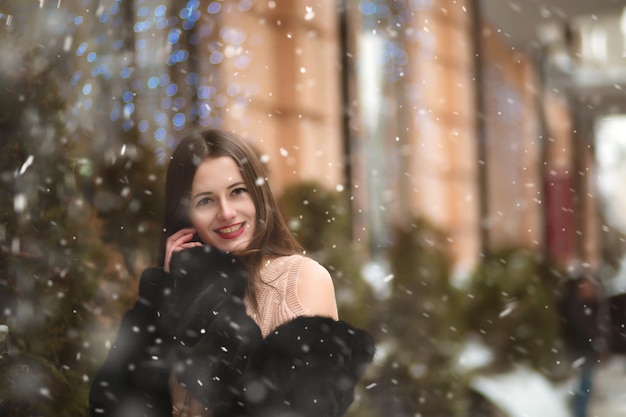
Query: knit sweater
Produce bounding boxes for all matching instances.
[170,254,310,417]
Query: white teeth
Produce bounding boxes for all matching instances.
[218,223,243,234]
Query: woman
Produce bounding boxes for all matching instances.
[89,129,375,417]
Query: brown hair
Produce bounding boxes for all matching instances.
[157,129,302,305]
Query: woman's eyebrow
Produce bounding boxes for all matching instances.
[191,190,213,201]
[227,181,246,190]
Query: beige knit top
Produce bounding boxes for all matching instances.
[169,254,310,417]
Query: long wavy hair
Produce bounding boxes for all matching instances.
[157,129,302,306]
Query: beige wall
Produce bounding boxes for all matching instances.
[578,130,601,270]
[186,0,596,271]
[402,0,480,273]
[480,22,544,254]
[204,0,344,194]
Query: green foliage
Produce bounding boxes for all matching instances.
[464,248,566,376]
[277,181,351,254]
[0,35,107,417]
[362,218,468,417]
[88,125,166,273]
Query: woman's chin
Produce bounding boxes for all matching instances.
[215,239,250,254]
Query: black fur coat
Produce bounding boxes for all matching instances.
[89,246,375,417]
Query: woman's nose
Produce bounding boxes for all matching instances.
[217,200,236,220]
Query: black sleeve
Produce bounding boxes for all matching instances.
[166,246,259,417]
[172,296,262,417]
[240,316,376,417]
[89,268,173,417]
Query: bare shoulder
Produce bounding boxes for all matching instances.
[296,257,339,320]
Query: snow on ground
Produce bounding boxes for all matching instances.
[458,337,573,417]
[471,365,572,417]
[466,355,626,417]
[588,355,626,417]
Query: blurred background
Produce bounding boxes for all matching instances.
[1,0,626,416]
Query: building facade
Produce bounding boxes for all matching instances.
[167,0,600,277]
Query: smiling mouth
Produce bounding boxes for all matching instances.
[215,222,246,238]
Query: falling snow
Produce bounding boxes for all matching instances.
[1,0,625,416]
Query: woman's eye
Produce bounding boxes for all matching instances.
[195,197,212,207]
[232,187,248,196]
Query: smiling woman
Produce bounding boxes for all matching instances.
[88,129,375,417]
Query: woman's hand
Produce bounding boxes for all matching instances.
[164,227,204,272]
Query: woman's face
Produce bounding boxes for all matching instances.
[188,156,257,253]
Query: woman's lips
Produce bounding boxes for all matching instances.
[214,222,246,239]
